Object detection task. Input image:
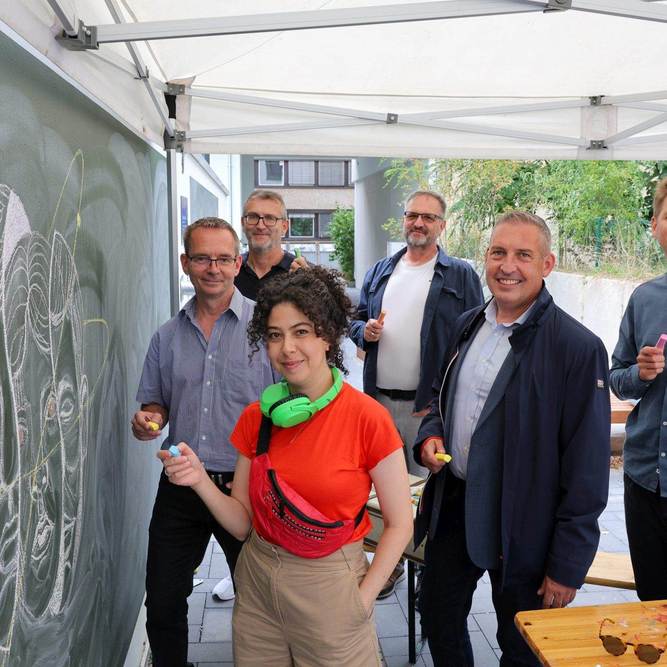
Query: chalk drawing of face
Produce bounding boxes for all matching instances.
[0,176,90,662]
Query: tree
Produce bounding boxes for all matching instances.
[329,207,354,281]
[384,158,667,277]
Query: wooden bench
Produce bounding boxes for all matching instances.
[584,551,635,590]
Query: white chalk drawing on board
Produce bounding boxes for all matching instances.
[0,151,109,664]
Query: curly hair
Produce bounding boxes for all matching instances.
[248,266,353,374]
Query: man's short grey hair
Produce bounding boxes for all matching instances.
[492,211,551,254]
[243,189,287,220]
[405,190,447,218]
[183,217,240,256]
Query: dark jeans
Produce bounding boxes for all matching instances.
[146,471,243,667]
[420,472,541,667]
[624,474,667,601]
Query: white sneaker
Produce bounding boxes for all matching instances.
[212,576,235,601]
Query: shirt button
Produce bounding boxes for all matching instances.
[204,407,208,413]
[206,380,211,386]
[662,452,666,458]
[663,421,667,426]
[208,354,213,360]
[202,435,207,441]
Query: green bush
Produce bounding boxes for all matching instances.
[329,207,355,281]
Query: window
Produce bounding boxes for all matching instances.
[255,159,351,187]
[318,161,346,186]
[288,160,315,186]
[319,212,333,238]
[258,159,284,186]
[289,214,315,237]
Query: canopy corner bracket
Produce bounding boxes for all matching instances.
[386,113,399,124]
[164,130,186,151]
[589,95,604,106]
[56,19,99,50]
[545,0,571,12]
[588,139,607,150]
[167,83,186,96]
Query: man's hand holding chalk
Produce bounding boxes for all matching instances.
[364,310,386,343]
[637,334,667,381]
[131,409,164,440]
[289,247,308,272]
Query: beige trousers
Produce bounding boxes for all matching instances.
[232,530,382,666]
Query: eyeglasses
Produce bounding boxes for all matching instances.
[187,255,238,268]
[404,211,442,224]
[599,618,666,664]
[242,213,283,227]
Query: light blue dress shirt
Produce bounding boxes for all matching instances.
[449,300,533,479]
[136,289,277,471]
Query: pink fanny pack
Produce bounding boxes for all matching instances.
[249,416,366,559]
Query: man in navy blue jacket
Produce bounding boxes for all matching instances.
[414,212,610,666]
[349,190,482,597]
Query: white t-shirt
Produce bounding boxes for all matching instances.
[376,254,437,390]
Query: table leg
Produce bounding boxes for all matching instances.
[408,559,416,664]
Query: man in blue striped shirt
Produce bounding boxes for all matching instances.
[132,218,275,667]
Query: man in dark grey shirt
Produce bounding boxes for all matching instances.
[610,177,667,601]
[132,218,275,667]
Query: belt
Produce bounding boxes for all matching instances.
[377,387,416,401]
[206,470,232,487]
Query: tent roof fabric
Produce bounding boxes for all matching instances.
[4,0,667,159]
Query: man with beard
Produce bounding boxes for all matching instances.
[349,190,483,597]
[234,189,307,302]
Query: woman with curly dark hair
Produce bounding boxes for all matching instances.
[160,266,412,666]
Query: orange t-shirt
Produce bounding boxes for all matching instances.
[230,382,403,543]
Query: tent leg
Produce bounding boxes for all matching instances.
[166,148,180,317]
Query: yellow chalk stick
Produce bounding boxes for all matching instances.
[435,452,452,463]
[147,421,160,431]
[378,310,387,325]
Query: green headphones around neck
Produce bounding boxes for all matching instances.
[260,367,343,428]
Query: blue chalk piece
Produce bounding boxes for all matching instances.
[168,445,181,457]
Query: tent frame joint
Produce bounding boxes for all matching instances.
[386,113,399,124]
[588,139,607,150]
[545,0,571,12]
[589,95,604,106]
[164,130,186,150]
[167,83,186,96]
[56,19,99,50]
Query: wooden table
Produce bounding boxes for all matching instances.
[516,600,667,666]
[365,475,426,665]
[611,394,635,425]
[585,552,635,590]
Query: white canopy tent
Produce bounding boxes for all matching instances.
[4,0,667,161]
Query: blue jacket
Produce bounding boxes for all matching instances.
[414,286,611,588]
[348,246,483,412]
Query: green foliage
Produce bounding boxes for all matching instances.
[329,207,355,281]
[384,158,667,277]
[381,216,402,241]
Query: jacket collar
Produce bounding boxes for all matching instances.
[508,283,554,350]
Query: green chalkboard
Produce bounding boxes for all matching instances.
[0,32,170,666]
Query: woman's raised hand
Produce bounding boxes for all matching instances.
[157,443,206,487]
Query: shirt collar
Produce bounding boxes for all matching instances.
[241,250,294,274]
[182,288,243,323]
[485,298,536,329]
